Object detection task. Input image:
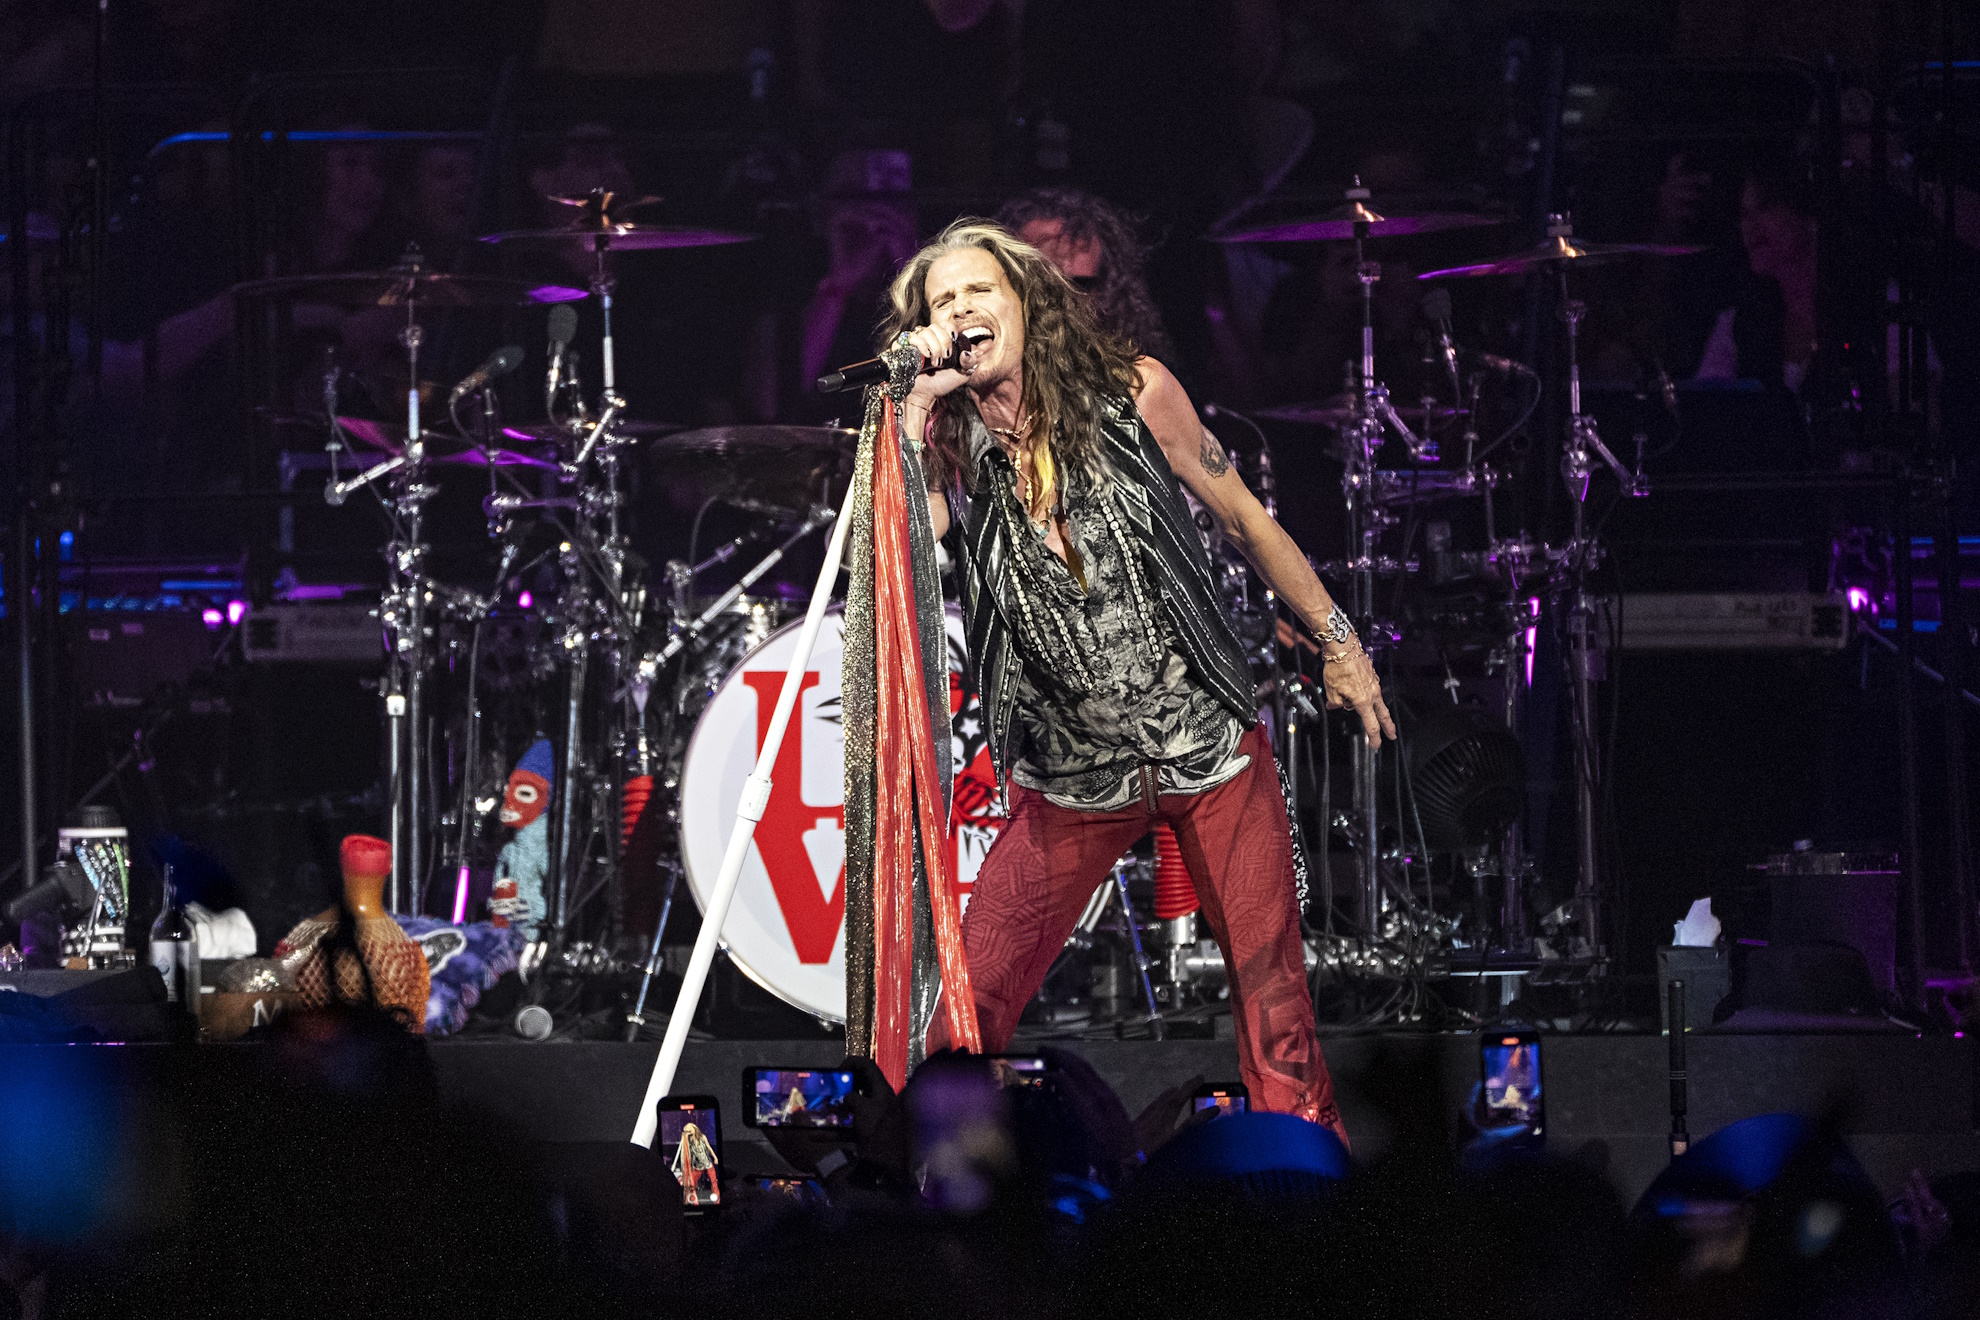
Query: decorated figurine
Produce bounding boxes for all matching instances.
[274,835,430,1032]
[489,739,553,942]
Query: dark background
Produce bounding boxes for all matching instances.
[3,0,1976,1001]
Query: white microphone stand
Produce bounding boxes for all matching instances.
[630,471,858,1147]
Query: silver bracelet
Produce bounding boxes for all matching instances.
[1317,604,1357,648]
[880,332,922,402]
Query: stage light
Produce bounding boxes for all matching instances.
[201,608,224,629]
[518,590,534,609]
[226,599,247,625]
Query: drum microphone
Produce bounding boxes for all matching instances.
[449,344,525,404]
[1421,287,1461,395]
[816,334,966,394]
[546,305,578,404]
[1471,349,1539,379]
[1654,360,1679,416]
[325,453,409,507]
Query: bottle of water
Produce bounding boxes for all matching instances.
[148,864,200,1018]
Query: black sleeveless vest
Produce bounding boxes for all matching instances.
[944,396,1257,799]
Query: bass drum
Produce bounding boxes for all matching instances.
[677,606,1007,1022]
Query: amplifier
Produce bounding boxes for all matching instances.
[1615,593,1850,652]
[241,602,382,664]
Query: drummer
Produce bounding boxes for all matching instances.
[892,219,1393,1142]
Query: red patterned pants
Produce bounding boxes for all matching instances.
[932,725,1345,1143]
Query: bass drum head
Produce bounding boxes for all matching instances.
[677,605,1005,1022]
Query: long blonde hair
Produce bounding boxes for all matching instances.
[880,219,1141,497]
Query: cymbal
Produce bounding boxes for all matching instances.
[1419,233,1704,279]
[1256,396,1462,429]
[654,425,856,457]
[501,420,683,445]
[234,271,586,308]
[1215,206,1503,244]
[477,222,757,252]
[644,426,856,513]
[433,445,557,471]
[329,417,555,468]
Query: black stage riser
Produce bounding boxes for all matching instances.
[6,1033,1973,1207]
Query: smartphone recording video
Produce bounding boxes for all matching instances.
[1190,1082,1249,1116]
[655,1094,723,1211]
[988,1055,1048,1088]
[745,1174,828,1206]
[1480,1032,1544,1139]
[747,1067,857,1128]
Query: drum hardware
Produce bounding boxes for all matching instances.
[1257,396,1465,430]
[308,246,452,913]
[1412,214,1679,975]
[507,207,666,967]
[638,505,837,677]
[623,859,686,1042]
[1062,861,1167,1039]
[502,420,680,445]
[233,267,586,309]
[1550,231,1646,965]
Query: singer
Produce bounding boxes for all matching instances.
[887,221,1393,1142]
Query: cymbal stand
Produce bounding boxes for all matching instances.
[378,294,435,914]
[1553,263,1645,964]
[1337,185,1429,941]
[535,231,638,960]
[638,505,837,674]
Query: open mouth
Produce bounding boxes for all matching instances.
[958,325,994,362]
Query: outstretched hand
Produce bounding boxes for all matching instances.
[1322,648,1397,748]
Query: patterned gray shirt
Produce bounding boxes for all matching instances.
[997,455,1249,811]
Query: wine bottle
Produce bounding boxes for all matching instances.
[148,864,200,1014]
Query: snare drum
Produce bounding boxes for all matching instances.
[676,606,1006,1022]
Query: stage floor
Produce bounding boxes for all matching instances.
[5,1032,1973,1206]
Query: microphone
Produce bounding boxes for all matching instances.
[546,305,578,405]
[1654,360,1679,417]
[321,344,340,421]
[449,344,525,404]
[325,453,409,506]
[817,334,966,394]
[1421,287,1461,395]
[1471,350,1539,379]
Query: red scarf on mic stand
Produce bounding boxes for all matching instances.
[843,385,980,1089]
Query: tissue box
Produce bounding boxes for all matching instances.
[1656,945,1729,1033]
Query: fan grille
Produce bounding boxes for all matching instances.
[1412,726,1525,851]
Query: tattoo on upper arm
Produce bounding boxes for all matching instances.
[1198,429,1230,477]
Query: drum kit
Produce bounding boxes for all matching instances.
[1218,189,1700,1014]
[240,174,1698,1036]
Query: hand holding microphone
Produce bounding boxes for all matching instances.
[815,325,971,395]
